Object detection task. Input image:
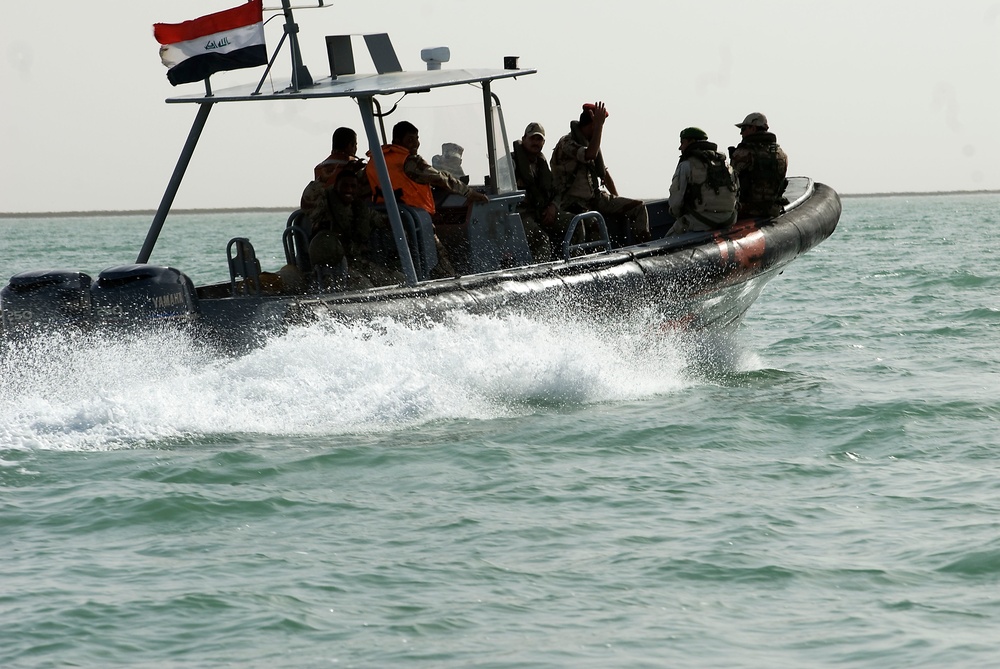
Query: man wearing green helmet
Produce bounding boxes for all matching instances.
[666,127,738,236]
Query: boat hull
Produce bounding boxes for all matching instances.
[197,181,841,348]
[2,181,841,352]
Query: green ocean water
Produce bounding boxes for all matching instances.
[2,193,1000,668]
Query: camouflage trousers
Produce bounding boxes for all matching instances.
[665,210,736,236]
[523,207,583,260]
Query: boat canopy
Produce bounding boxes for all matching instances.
[165,68,536,105]
[143,16,536,287]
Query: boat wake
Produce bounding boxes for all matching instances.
[0,310,750,451]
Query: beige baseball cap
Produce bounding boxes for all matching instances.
[524,122,545,138]
[736,112,768,128]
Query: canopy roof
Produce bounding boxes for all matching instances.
[165,68,537,104]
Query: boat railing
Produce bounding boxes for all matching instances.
[562,211,612,261]
[781,177,814,213]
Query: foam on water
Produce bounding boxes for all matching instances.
[0,310,728,451]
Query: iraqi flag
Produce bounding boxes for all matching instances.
[154,0,267,86]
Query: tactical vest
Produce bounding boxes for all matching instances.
[735,134,788,216]
[365,144,437,214]
[314,151,352,186]
[681,143,738,226]
[511,140,554,212]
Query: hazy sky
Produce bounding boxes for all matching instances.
[2,1,999,213]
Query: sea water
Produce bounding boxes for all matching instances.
[1,194,999,668]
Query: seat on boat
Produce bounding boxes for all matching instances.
[281,209,348,292]
[227,237,262,296]
[434,193,531,273]
[277,210,312,293]
[402,204,439,279]
[644,199,674,240]
[282,210,312,275]
[371,203,438,281]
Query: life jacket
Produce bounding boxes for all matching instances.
[365,144,437,214]
[302,159,367,235]
[299,180,327,218]
[734,133,788,217]
[511,140,554,212]
[314,150,354,186]
[681,141,738,226]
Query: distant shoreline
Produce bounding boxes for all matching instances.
[2,189,999,218]
[0,207,293,219]
[839,189,1000,198]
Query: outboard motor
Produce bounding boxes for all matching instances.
[1,269,93,335]
[90,265,198,327]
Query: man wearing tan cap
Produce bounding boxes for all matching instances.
[365,120,487,278]
[729,112,788,218]
[510,121,575,261]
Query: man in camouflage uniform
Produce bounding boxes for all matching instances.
[728,112,788,218]
[315,127,360,185]
[509,122,576,262]
[432,143,467,181]
[666,127,738,235]
[300,126,368,217]
[308,161,404,290]
[550,102,651,245]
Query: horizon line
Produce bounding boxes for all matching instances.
[2,188,1000,218]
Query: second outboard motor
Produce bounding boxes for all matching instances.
[90,265,198,326]
[1,269,93,335]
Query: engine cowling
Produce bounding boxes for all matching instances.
[90,265,198,325]
[1,269,93,334]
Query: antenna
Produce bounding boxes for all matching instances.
[254,0,330,94]
[278,0,311,90]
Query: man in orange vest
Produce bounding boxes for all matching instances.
[366,121,487,214]
[365,121,487,277]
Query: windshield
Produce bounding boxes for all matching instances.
[367,86,515,193]
[491,102,517,193]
